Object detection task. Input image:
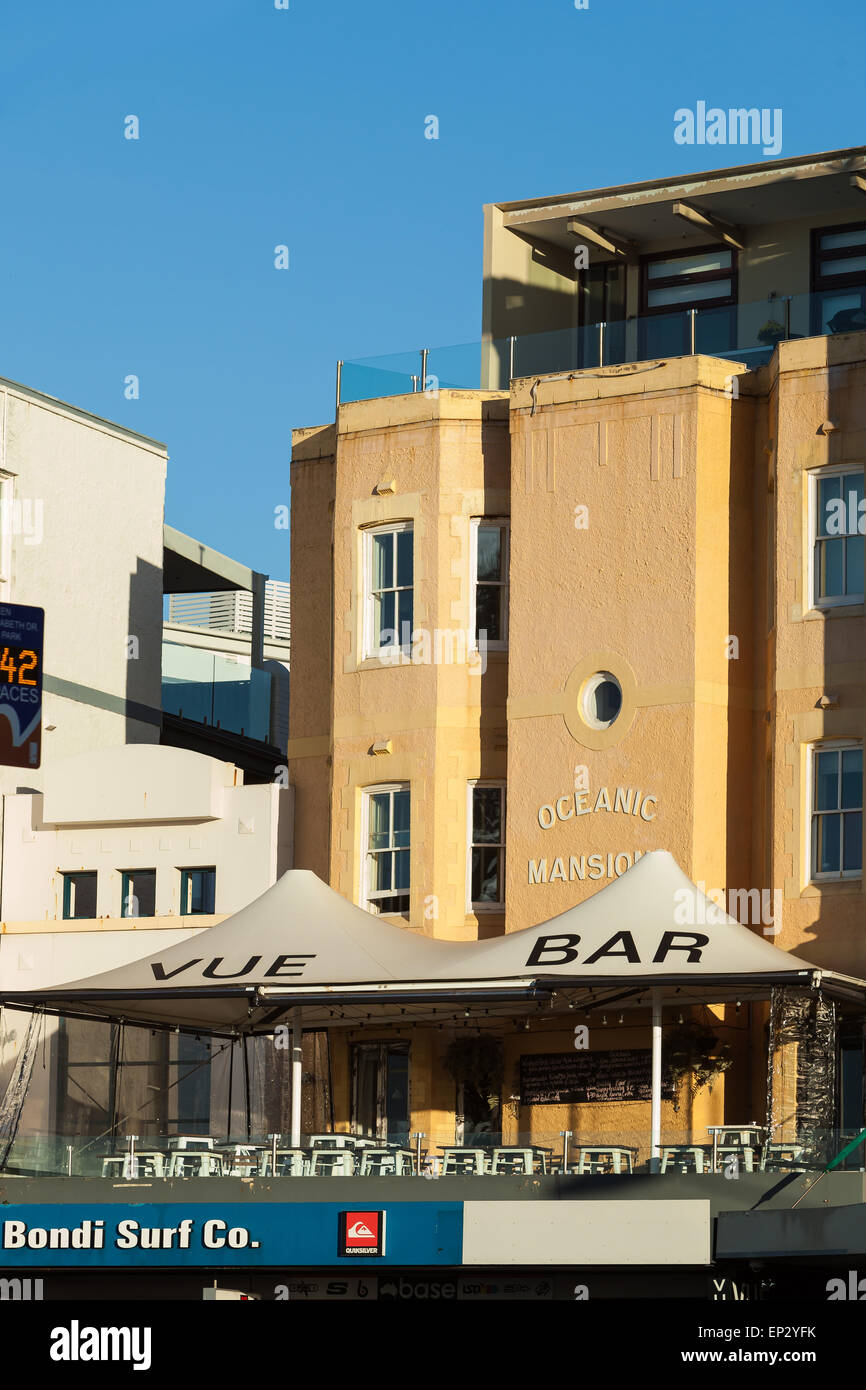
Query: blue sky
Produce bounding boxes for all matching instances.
[1,0,863,580]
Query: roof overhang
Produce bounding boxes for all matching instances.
[495,145,866,260]
[163,524,266,596]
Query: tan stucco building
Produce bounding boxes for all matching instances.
[288,149,866,1158]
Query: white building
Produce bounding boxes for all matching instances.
[0,378,294,1161]
[0,374,167,792]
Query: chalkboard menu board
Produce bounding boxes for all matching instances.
[519,1049,675,1106]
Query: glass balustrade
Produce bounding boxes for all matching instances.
[161,641,272,743]
[338,290,834,404]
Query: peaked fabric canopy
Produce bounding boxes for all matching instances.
[3,852,858,1035]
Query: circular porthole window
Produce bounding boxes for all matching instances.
[581,672,623,730]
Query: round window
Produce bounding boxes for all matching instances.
[581,672,623,730]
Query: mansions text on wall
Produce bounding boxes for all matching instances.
[530,785,658,884]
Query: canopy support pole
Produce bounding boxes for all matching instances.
[650,988,662,1173]
[290,1008,302,1148]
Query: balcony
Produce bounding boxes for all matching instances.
[161,641,272,745]
[337,289,866,404]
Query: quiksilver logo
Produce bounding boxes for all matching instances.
[347,1220,375,1239]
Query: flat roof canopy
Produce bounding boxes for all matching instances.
[163,524,266,596]
[495,145,866,257]
[3,854,863,1037]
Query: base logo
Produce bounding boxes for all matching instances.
[338,1211,385,1258]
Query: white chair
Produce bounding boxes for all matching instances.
[717,1145,755,1173]
[134,1151,166,1178]
[168,1151,223,1178]
[262,1149,307,1177]
[441,1148,487,1175]
[360,1148,414,1176]
[491,1147,534,1175]
[761,1143,806,1172]
[309,1149,355,1176]
[660,1145,707,1174]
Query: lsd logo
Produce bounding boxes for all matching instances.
[338,1211,385,1258]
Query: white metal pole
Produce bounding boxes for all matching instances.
[651,989,662,1173]
[290,1008,302,1149]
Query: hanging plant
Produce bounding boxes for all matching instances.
[664,1019,733,1112]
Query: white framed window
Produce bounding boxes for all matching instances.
[361,783,410,916]
[467,781,505,911]
[363,523,413,659]
[470,519,509,650]
[809,466,865,608]
[808,742,862,882]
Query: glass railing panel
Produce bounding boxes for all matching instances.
[161,642,272,743]
[4,1126,858,1178]
[338,291,860,405]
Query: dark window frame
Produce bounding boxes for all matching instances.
[811,220,866,290]
[179,866,217,916]
[810,221,866,335]
[639,243,738,317]
[62,870,98,920]
[120,868,157,919]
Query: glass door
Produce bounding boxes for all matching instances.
[351,1041,410,1143]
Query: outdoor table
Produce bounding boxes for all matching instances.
[166,1135,216,1151]
[307,1134,377,1151]
[574,1145,636,1175]
[659,1145,711,1174]
[706,1124,766,1172]
[167,1151,223,1178]
[359,1147,416,1175]
[261,1148,308,1177]
[438,1146,489,1175]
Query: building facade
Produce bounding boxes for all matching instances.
[288,149,866,1155]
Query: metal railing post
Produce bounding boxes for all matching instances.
[67,1145,73,1178]
[125,1133,139,1181]
[559,1129,572,1174]
[335,359,343,415]
[508,335,515,384]
[413,1131,425,1174]
[597,321,606,368]
[688,308,697,355]
[420,348,428,394]
[784,296,791,340]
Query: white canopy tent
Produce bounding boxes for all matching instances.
[3,852,864,1157]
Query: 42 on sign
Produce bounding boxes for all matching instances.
[0,648,38,685]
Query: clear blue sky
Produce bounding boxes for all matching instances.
[1,0,862,580]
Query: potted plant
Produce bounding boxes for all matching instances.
[757,318,787,348]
